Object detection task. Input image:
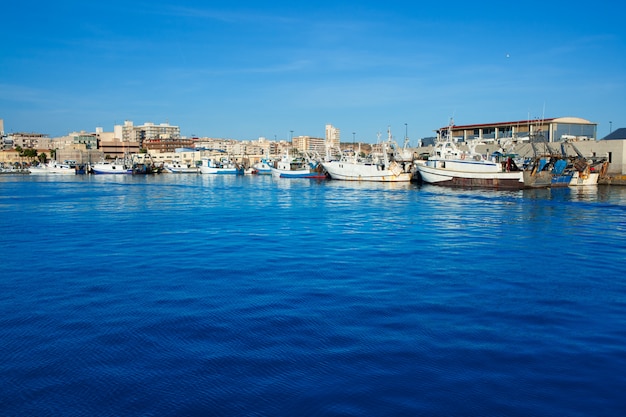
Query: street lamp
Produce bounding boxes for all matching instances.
[405,123,408,141]
[290,130,293,141]
[610,121,613,133]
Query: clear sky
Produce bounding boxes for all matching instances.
[2,1,624,143]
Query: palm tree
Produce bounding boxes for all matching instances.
[23,148,38,162]
[38,152,48,164]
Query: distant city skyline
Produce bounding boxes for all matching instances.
[2,1,624,143]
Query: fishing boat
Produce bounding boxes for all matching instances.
[322,129,412,182]
[0,163,29,174]
[416,120,525,189]
[199,157,244,174]
[521,156,574,188]
[90,158,133,174]
[569,159,608,186]
[270,152,327,179]
[28,160,80,175]
[251,159,273,175]
[163,161,199,174]
[561,142,608,186]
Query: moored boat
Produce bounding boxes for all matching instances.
[416,120,525,189]
[251,159,273,175]
[270,152,327,179]
[90,158,133,174]
[163,161,199,174]
[522,156,572,188]
[567,157,608,186]
[199,157,244,174]
[322,128,413,182]
[28,160,81,175]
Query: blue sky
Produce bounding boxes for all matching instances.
[2,1,624,143]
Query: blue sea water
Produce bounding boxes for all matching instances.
[1,174,626,416]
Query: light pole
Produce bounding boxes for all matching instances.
[610,121,613,133]
[405,123,408,141]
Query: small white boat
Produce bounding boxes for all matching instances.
[270,153,327,179]
[251,159,273,175]
[568,159,608,186]
[28,161,78,175]
[323,158,412,182]
[163,162,199,174]
[199,157,244,175]
[91,159,132,174]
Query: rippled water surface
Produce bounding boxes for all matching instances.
[1,174,626,416]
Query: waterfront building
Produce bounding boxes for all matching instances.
[325,124,341,149]
[439,117,597,143]
[99,139,140,159]
[292,135,325,155]
[144,137,196,153]
[120,120,181,148]
[194,137,239,153]
[9,132,50,149]
[71,131,98,149]
[244,137,274,156]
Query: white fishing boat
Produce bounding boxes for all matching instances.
[199,157,244,175]
[90,158,132,174]
[416,119,525,189]
[270,152,327,179]
[28,160,79,175]
[251,159,273,175]
[563,141,609,186]
[163,161,199,174]
[0,163,29,174]
[567,159,607,186]
[322,128,412,182]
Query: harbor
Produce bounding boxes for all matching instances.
[3,117,626,189]
[3,1,625,414]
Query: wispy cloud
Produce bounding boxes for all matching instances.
[165,6,297,25]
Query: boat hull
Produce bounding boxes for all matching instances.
[569,171,599,186]
[417,164,525,189]
[28,161,79,175]
[251,162,272,175]
[522,170,552,188]
[28,168,76,175]
[322,161,411,182]
[199,167,244,174]
[551,174,574,187]
[270,168,326,179]
[91,164,133,174]
[163,163,199,174]
[165,168,199,174]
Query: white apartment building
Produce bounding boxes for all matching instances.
[292,135,325,155]
[120,121,181,147]
[325,124,341,149]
